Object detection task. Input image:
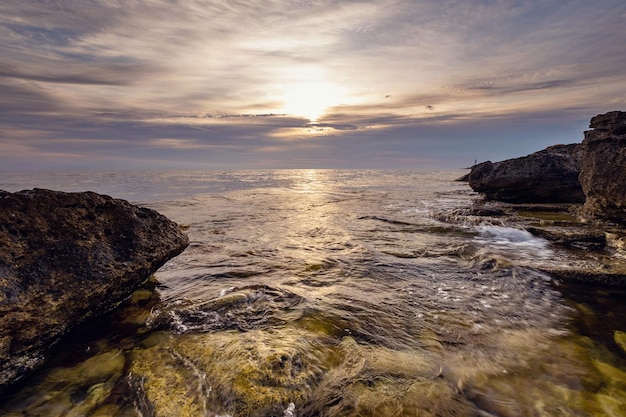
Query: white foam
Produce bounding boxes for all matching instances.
[474,225,553,260]
[284,402,296,417]
[476,226,542,244]
[220,287,236,297]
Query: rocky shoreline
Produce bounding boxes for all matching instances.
[0,189,189,392]
[0,111,623,401]
[465,110,626,286]
[467,110,626,223]
[467,143,585,204]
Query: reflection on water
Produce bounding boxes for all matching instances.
[1,170,626,416]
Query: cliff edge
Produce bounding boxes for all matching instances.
[580,111,626,224]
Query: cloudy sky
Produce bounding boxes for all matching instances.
[1,0,625,170]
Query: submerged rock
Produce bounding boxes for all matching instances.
[468,144,585,203]
[0,189,189,390]
[580,111,626,223]
[615,331,626,355]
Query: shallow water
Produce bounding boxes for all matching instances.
[1,169,625,416]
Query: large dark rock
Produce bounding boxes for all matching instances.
[468,144,585,203]
[579,111,626,223]
[0,189,189,390]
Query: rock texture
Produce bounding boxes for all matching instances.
[579,111,626,223]
[468,144,585,203]
[0,189,189,390]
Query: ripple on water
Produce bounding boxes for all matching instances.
[148,285,305,334]
[3,171,626,416]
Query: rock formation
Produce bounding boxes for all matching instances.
[579,111,626,223]
[0,189,189,390]
[468,143,585,203]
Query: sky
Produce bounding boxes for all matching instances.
[1,0,625,170]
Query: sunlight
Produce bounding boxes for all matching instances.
[290,169,332,199]
[279,81,345,122]
[276,67,347,122]
[297,169,321,193]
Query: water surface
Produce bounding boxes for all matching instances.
[1,170,625,416]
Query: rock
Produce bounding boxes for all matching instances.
[468,144,585,203]
[526,226,606,250]
[579,111,626,223]
[0,189,189,390]
[455,172,470,182]
[538,267,626,287]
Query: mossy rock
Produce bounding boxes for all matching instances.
[593,360,626,391]
[442,329,621,416]
[0,350,125,416]
[129,328,338,416]
[614,330,626,355]
[175,329,334,416]
[467,375,604,417]
[345,378,476,417]
[128,343,208,417]
[596,392,626,416]
[47,350,125,386]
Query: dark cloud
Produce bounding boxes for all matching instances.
[456,78,579,95]
[0,62,146,86]
[309,122,358,131]
[4,23,79,47]
[0,79,64,113]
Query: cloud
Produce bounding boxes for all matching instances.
[0,62,146,86]
[0,0,625,169]
[0,79,64,113]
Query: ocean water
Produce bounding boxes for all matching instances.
[1,169,625,417]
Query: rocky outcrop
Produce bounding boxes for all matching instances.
[579,111,626,223]
[0,189,189,390]
[468,144,585,203]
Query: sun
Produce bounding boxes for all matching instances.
[276,67,346,122]
[280,81,345,122]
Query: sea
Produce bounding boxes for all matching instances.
[1,169,625,417]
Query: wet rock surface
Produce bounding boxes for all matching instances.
[465,111,626,285]
[0,188,189,390]
[468,143,584,203]
[483,203,626,286]
[580,111,626,223]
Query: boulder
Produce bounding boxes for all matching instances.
[579,111,626,223]
[468,144,585,203]
[0,189,189,390]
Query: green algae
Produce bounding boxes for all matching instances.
[443,329,626,417]
[0,350,125,417]
[2,280,626,417]
[593,360,626,391]
[517,210,579,224]
[4,318,626,417]
[127,328,338,416]
[175,329,333,416]
[596,392,626,417]
[131,322,626,417]
[363,345,439,379]
[614,330,626,354]
[300,337,475,417]
[46,350,126,387]
[128,341,208,417]
[343,378,476,417]
[296,311,354,339]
